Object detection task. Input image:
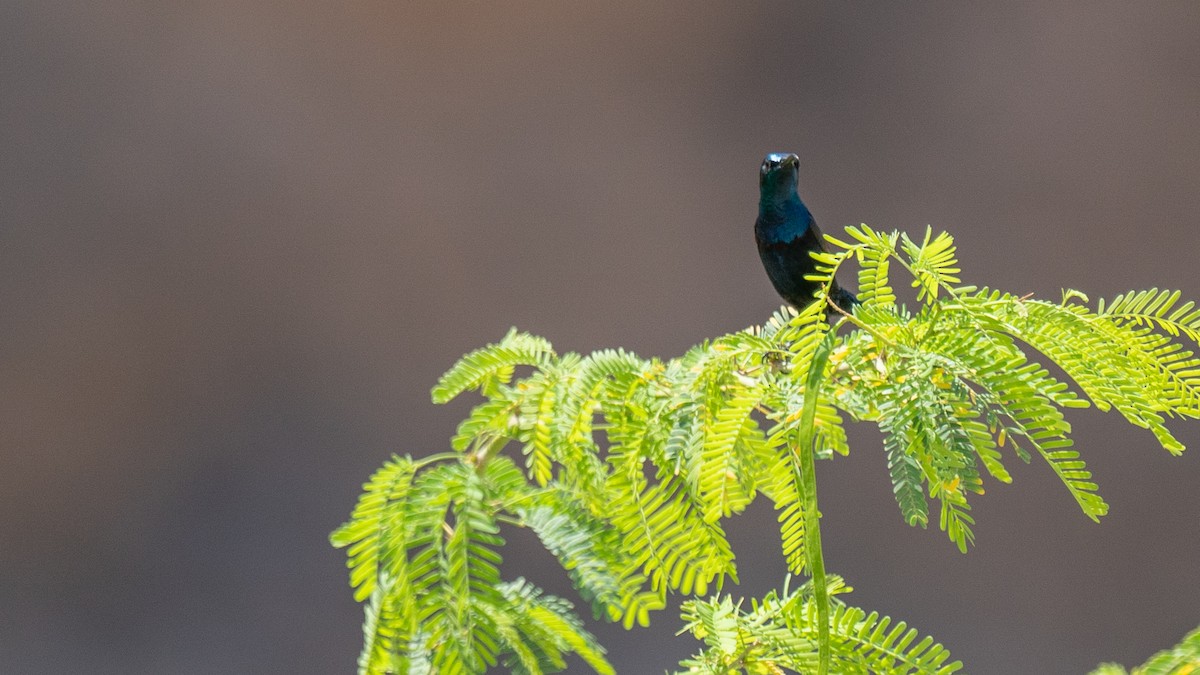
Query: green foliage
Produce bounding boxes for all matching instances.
[1091,624,1200,675]
[334,225,1198,673]
[677,576,961,674]
[332,455,614,675]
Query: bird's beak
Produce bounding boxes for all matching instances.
[780,154,799,170]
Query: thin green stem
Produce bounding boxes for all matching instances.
[795,326,839,675]
[414,451,465,469]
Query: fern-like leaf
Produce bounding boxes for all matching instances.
[331,455,417,602]
[432,329,556,404]
[882,419,928,529]
[901,226,961,302]
[699,380,762,522]
[605,465,737,609]
[679,579,961,675]
[519,491,645,622]
[497,579,616,675]
[764,427,809,574]
[850,227,899,310]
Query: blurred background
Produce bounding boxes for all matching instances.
[3,2,1199,673]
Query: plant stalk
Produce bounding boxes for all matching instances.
[796,327,839,675]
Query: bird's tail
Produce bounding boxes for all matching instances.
[831,286,860,314]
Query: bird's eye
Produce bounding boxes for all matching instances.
[760,161,771,174]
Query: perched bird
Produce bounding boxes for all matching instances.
[754,152,858,313]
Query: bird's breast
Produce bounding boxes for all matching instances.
[755,204,813,244]
[754,222,827,306]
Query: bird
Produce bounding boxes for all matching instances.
[754,152,858,314]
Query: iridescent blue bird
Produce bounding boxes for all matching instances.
[755,152,858,313]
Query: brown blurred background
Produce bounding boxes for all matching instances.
[2,2,1199,673]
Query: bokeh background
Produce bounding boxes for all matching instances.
[3,2,1199,673]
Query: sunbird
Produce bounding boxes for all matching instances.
[754,152,858,313]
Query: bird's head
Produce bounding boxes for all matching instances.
[759,152,800,201]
